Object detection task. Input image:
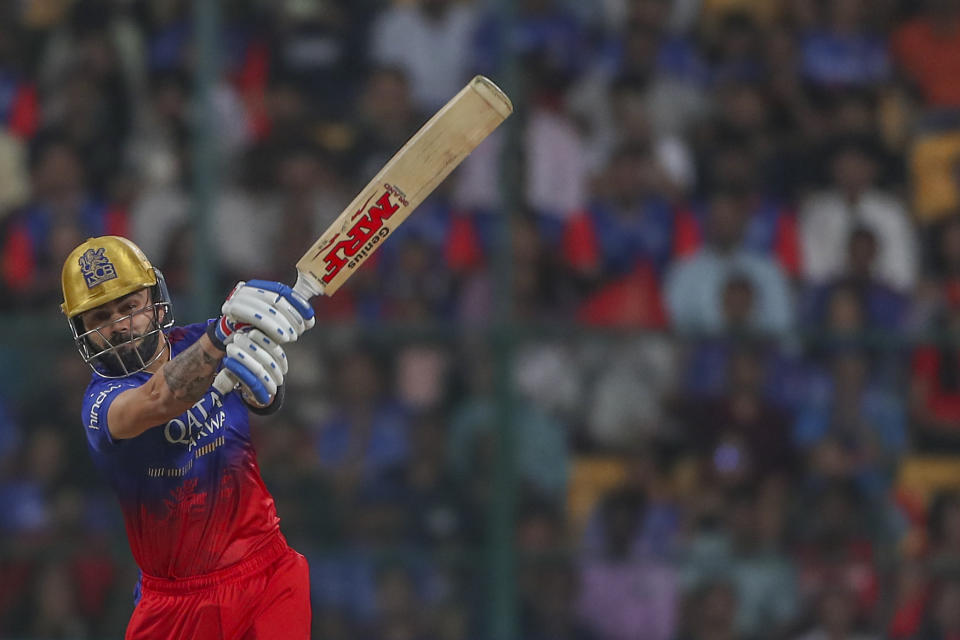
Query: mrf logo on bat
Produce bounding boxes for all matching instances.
[314,183,409,285]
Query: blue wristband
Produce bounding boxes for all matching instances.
[206,318,229,351]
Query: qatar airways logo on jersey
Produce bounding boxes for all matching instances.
[315,186,407,284]
[163,391,227,450]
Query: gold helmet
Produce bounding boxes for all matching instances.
[61,236,174,377]
[61,236,157,318]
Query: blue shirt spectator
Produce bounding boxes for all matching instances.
[313,350,412,494]
[794,350,907,497]
[799,0,889,86]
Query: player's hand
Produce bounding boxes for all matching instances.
[221,328,288,405]
[219,280,315,345]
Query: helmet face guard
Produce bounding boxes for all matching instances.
[68,269,175,378]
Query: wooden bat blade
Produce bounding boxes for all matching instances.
[294,75,513,297]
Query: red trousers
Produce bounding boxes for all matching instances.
[126,535,311,639]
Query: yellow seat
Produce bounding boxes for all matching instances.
[909,131,960,224]
[897,455,960,505]
[567,457,629,536]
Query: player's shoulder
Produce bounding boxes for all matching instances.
[166,321,213,351]
[81,375,140,430]
[83,373,140,400]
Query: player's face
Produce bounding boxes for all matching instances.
[80,289,157,353]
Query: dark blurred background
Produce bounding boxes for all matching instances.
[4,0,960,638]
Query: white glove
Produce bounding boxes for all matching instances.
[221,328,289,405]
[220,280,315,344]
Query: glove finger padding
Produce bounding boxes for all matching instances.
[246,280,315,331]
[224,329,286,404]
[222,285,309,343]
[243,328,288,375]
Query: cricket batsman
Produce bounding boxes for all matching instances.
[60,235,315,639]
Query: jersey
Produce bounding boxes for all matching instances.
[80,322,280,579]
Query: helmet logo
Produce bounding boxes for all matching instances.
[79,248,118,289]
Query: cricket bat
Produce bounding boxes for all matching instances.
[213,75,513,394]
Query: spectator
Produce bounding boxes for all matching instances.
[927,490,960,563]
[682,484,800,639]
[474,0,585,82]
[665,188,794,335]
[376,411,467,549]
[0,20,38,140]
[584,336,679,449]
[705,12,765,84]
[915,215,960,327]
[792,481,880,619]
[0,136,120,310]
[267,0,371,118]
[795,348,907,498]
[698,140,802,275]
[569,21,709,140]
[312,348,412,500]
[447,348,569,503]
[913,577,960,640]
[892,0,960,108]
[0,427,64,538]
[523,55,590,217]
[350,66,425,187]
[522,560,598,640]
[576,488,679,640]
[925,216,960,284]
[126,67,190,192]
[799,0,889,87]
[255,416,340,548]
[515,500,596,640]
[677,346,797,484]
[791,584,878,640]
[802,226,909,332]
[574,73,696,189]
[675,580,749,640]
[580,447,683,560]
[566,143,696,328]
[370,0,478,113]
[800,135,917,292]
[886,556,930,640]
[23,562,87,639]
[40,10,138,194]
[909,283,960,451]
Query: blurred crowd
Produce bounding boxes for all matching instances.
[6,0,960,638]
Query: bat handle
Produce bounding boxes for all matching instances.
[292,271,324,301]
[213,369,237,396]
[213,272,322,396]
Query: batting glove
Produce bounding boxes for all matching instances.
[221,328,289,405]
[216,280,315,347]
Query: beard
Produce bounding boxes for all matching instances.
[92,330,161,376]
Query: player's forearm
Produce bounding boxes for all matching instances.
[161,334,225,404]
[106,336,226,440]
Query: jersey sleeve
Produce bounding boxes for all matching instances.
[81,379,141,453]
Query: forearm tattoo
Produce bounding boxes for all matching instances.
[163,342,221,402]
